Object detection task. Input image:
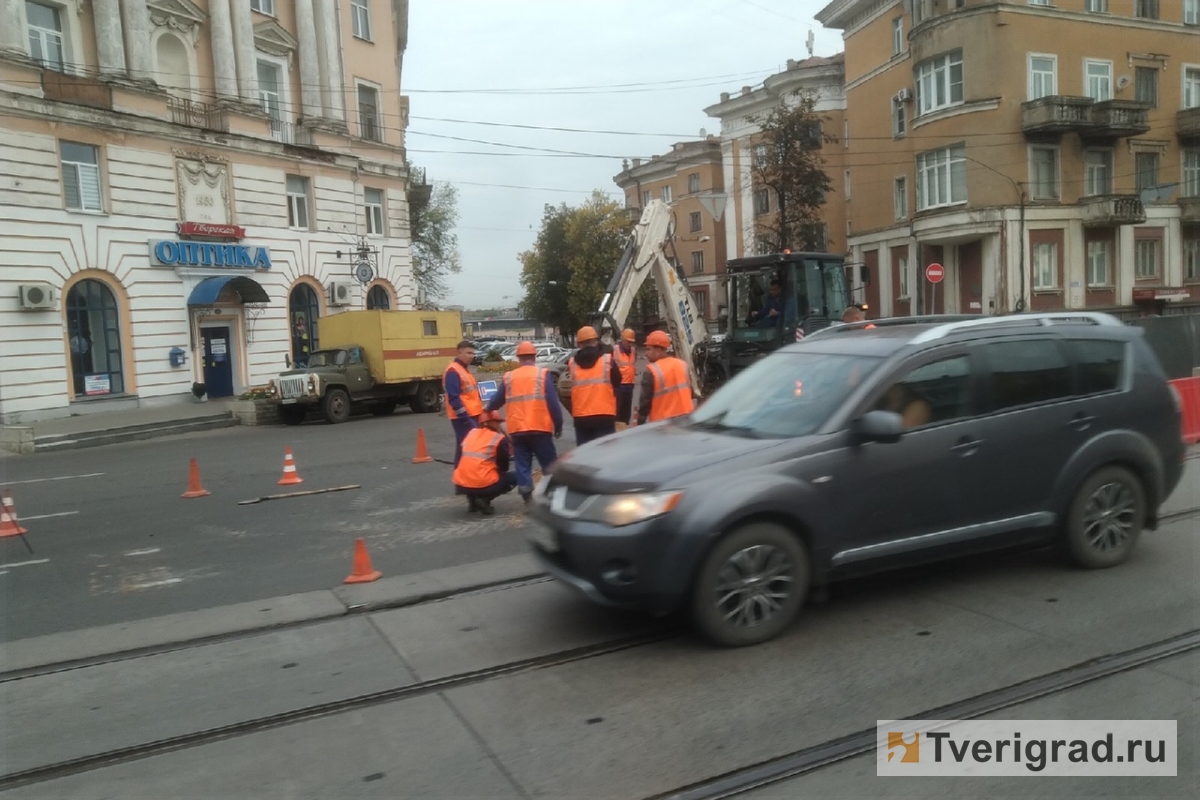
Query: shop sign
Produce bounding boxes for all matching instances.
[1132,287,1192,303]
[149,240,272,269]
[178,222,244,239]
[84,374,111,396]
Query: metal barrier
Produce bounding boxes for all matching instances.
[1170,377,1200,445]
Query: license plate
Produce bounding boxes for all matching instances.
[282,398,297,404]
[527,520,560,553]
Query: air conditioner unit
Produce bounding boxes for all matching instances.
[328,281,352,306]
[896,87,913,103]
[18,284,56,310]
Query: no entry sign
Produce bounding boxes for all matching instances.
[926,263,945,284]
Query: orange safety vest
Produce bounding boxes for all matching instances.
[503,365,554,434]
[452,428,503,489]
[647,357,695,422]
[443,360,482,420]
[613,346,637,386]
[569,354,617,418]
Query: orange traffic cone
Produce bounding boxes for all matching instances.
[344,538,382,584]
[412,429,433,464]
[0,489,29,537]
[278,447,304,486]
[182,458,211,498]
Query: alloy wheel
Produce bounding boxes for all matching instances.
[713,544,795,628]
[1082,481,1137,553]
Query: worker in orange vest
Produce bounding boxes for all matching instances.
[443,340,483,466]
[613,328,638,426]
[452,410,517,516]
[485,341,563,506]
[841,306,877,329]
[565,326,623,446]
[636,330,696,426]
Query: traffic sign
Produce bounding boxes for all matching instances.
[925,263,945,284]
[477,380,499,403]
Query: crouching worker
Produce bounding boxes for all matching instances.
[452,411,517,516]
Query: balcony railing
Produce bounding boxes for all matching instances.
[1080,194,1147,227]
[1180,197,1200,224]
[1086,100,1151,138]
[407,165,432,210]
[168,97,229,132]
[1021,96,1094,135]
[1178,107,1200,144]
[269,119,314,147]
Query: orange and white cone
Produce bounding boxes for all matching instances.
[0,489,29,537]
[344,538,382,584]
[278,447,304,486]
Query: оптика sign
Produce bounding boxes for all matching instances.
[149,240,272,270]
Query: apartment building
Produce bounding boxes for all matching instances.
[0,0,425,424]
[816,0,1200,318]
[613,137,729,321]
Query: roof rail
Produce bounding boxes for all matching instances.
[803,314,979,339]
[909,312,1125,344]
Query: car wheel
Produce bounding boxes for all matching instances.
[690,522,809,647]
[370,401,397,417]
[1063,466,1146,569]
[279,406,306,426]
[322,388,351,424]
[410,381,441,414]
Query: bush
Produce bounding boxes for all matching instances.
[477,361,520,374]
[238,386,273,400]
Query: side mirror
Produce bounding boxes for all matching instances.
[853,410,904,445]
[859,265,872,286]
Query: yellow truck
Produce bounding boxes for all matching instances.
[267,309,462,424]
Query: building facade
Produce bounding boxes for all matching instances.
[817,0,1200,319]
[613,137,729,322]
[0,0,423,424]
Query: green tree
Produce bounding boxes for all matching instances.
[410,179,462,304]
[518,203,573,333]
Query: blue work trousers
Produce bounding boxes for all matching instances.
[510,432,557,496]
[450,417,475,466]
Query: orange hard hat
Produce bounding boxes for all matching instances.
[576,325,599,343]
[621,328,636,343]
[646,330,672,349]
[516,341,537,357]
[479,410,503,424]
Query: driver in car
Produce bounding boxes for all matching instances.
[750,280,785,328]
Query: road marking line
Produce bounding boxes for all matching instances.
[125,548,162,557]
[129,578,182,589]
[0,559,49,569]
[5,473,105,486]
[19,511,80,521]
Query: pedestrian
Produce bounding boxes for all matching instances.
[841,305,876,329]
[636,330,695,426]
[564,326,622,447]
[443,340,483,466]
[613,328,638,426]
[486,341,562,507]
[452,411,517,516]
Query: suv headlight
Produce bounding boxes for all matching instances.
[590,491,684,527]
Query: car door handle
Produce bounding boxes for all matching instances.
[1068,413,1096,431]
[951,437,982,456]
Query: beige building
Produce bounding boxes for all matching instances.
[817,0,1200,318]
[0,0,424,423]
[614,137,729,321]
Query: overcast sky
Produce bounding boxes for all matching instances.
[402,0,844,309]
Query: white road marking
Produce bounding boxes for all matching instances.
[0,571,7,576]
[5,472,105,486]
[125,548,162,557]
[0,559,50,569]
[128,578,182,589]
[19,511,80,521]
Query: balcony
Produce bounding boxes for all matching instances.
[1080,194,1147,227]
[269,119,314,147]
[168,98,229,132]
[1178,107,1200,144]
[1022,96,1094,136]
[1180,197,1200,224]
[407,166,432,211]
[1084,100,1151,139]
[41,69,112,111]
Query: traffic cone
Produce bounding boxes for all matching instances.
[412,429,433,464]
[344,538,382,584]
[278,446,304,486]
[181,458,211,498]
[0,489,28,537]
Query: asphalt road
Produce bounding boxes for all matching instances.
[0,410,578,642]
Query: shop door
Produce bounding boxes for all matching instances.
[958,241,984,315]
[202,326,234,398]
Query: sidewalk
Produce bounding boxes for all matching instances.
[1,400,239,455]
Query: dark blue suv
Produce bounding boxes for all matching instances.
[528,313,1185,646]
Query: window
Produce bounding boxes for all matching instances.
[1084,149,1112,196]
[1032,242,1058,289]
[1086,240,1112,287]
[1085,60,1112,101]
[351,0,372,40]
[640,190,650,207]
[691,251,705,274]
[753,143,768,169]
[1029,146,1059,200]
[1134,0,1158,19]
[357,83,381,141]
[257,60,284,138]
[1071,340,1125,396]
[1135,66,1158,106]
[892,97,906,137]
[60,141,102,212]
[65,279,125,397]
[250,0,275,14]
[873,355,972,429]
[913,0,929,24]
[892,17,903,55]
[1085,0,1107,11]
[688,172,700,193]
[1185,239,1200,282]
[916,145,967,210]
[289,284,320,364]
[661,185,672,203]
[1187,0,1200,25]
[1029,55,1057,100]
[366,285,390,310]
[364,187,385,236]
[894,176,908,220]
[1135,239,1159,279]
[1135,152,1159,193]
[754,188,770,215]
[916,51,964,115]
[26,1,65,71]
[422,320,439,336]
[691,290,707,317]
[844,170,851,200]
[897,253,910,297]
[286,175,310,229]
[1028,0,1051,5]
[689,211,702,233]
[983,340,1072,412]
[1186,68,1200,109]
[1185,150,1200,197]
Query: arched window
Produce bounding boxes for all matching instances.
[289,282,321,364]
[65,279,125,396]
[366,285,390,310]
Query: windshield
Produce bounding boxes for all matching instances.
[304,350,346,367]
[729,258,850,342]
[688,352,881,438]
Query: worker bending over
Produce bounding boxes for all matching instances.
[636,330,696,426]
[452,411,517,516]
[485,341,563,506]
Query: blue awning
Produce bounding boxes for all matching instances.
[187,276,271,306]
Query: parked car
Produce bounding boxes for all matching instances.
[501,343,562,363]
[528,313,1185,647]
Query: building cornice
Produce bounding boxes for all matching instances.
[613,141,722,187]
[910,98,1002,131]
[912,2,1200,41]
[817,0,898,32]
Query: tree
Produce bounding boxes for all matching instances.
[749,91,834,252]
[519,203,573,334]
[410,179,462,304]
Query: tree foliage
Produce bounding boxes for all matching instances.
[410,178,462,305]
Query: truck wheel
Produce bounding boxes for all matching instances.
[279,406,306,426]
[370,401,398,417]
[323,388,351,424]
[1062,466,1145,569]
[409,381,441,414]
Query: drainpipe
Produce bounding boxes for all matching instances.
[1015,188,1027,313]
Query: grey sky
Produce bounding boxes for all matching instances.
[403,1,843,309]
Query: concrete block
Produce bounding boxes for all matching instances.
[0,425,34,455]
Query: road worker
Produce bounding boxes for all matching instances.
[443,340,483,466]
[564,326,622,446]
[613,328,638,426]
[636,330,696,426]
[452,410,517,516]
[841,305,877,329]
[485,341,563,506]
